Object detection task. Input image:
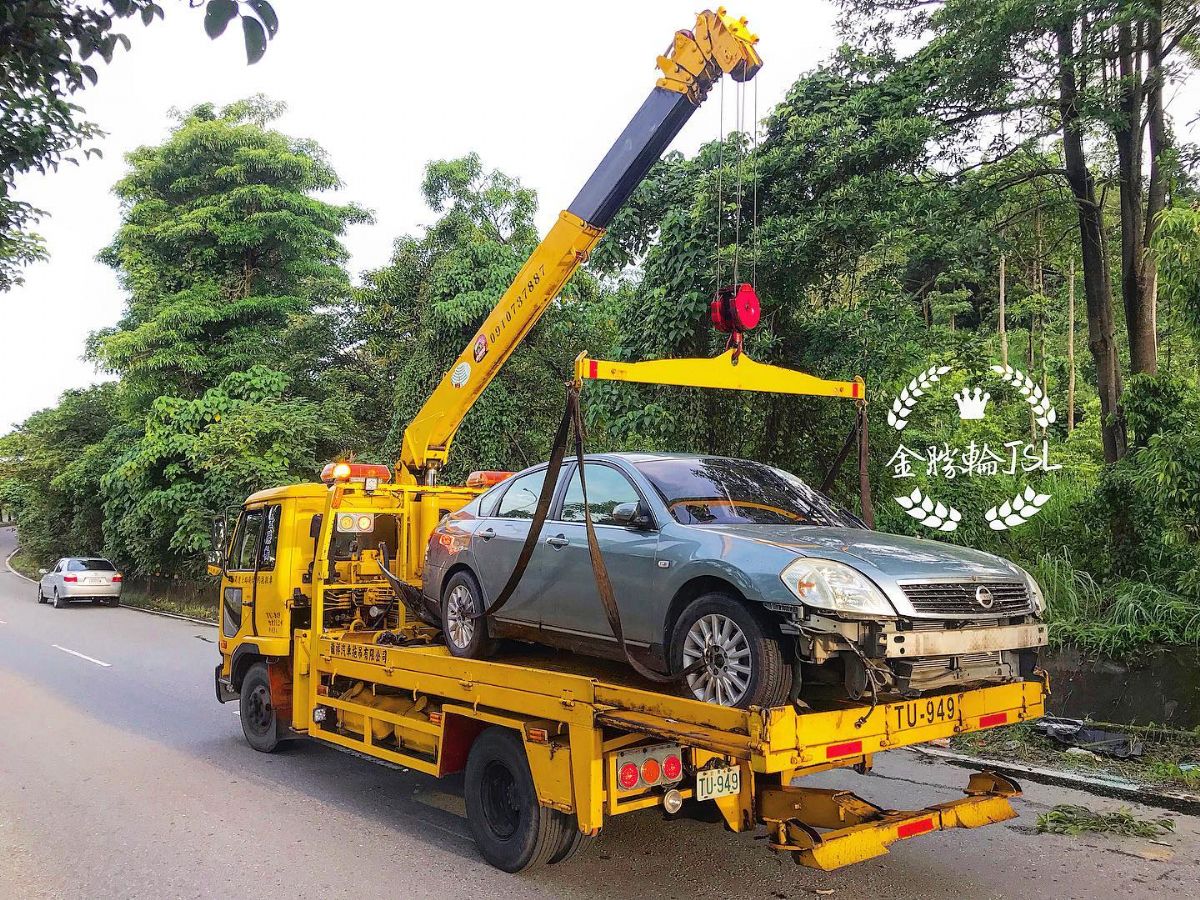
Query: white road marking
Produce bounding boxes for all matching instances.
[0,619,6,624]
[51,644,112,668]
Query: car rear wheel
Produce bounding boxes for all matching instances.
[36,585,46,604]
[670,593,791,709]
[441,570,497,659]
[53,589,67,609]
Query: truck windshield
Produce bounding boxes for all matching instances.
[635,457,863,528]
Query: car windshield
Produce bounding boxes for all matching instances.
[74,559,115,571]
[635,457,863,528]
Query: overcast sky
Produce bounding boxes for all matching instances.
[2,1,843,431]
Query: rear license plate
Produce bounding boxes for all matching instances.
[84,577,103,585]
[893,694,961,731]
[696,765,739,801]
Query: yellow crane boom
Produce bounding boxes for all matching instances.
[398,7,762,483]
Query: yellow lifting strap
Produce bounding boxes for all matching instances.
[574,350,866,401]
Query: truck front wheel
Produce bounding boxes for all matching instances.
[464,727,568,872]
[239,662,281,753]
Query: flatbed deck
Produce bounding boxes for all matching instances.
[267,629,1047,870]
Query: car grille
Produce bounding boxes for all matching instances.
[900,581,1030,616]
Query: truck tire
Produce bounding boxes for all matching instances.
[464,726,568,872]
[669,592,792,710]
[548,818,594,864]
[239,662,281,753]
[441,570,497,660]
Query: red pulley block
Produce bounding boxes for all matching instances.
[710,283,761,334]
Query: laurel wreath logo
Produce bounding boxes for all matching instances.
[887,365,952,431]
[990,364,1057,428]
[894,487,962,532]
[984,486,1051,530]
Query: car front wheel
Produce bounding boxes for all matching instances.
[670,593,791,710]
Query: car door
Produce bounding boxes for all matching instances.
[539,462,664,647]
[41,559,64,597]
[468,466,565,625]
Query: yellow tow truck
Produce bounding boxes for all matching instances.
[210,8,1045,873]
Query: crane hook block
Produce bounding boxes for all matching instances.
[710,283,760,334]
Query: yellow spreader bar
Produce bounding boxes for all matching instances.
[575,350,865,401]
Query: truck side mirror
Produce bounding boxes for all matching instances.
[210,515,228,572]
[611,500,653,529]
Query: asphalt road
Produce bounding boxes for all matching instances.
[2,525,1198,899]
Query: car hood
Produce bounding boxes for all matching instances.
[699,525,1023,582]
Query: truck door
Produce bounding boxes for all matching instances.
[468,465,562,625]
[222,507,266,640]
[539,462,663,645]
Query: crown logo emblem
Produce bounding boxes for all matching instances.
[954,386,990,420]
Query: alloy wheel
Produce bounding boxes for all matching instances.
[682,613,752,706]
[446,584,476,649]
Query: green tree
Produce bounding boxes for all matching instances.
[352,154,613,477]
[0,0,278,291]
[90,96,370,412]
[101,366,335,573]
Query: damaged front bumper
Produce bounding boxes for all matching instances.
[776,607,1047,695]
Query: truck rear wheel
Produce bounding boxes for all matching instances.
[548,818,594,864]
[239,662,281,753]
[464,726,567,872]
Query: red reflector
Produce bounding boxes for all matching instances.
[979,712,1008,728]
[897,817,935,839]
[112,574,122,583]
[618,763,640,790]
[852,381,861,398]
[63,574,78,583]
[825,740,863,759]
[588,359,598,379]
[662,754,682,781]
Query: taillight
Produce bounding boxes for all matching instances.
[662,754,683,781]
[63,574,78,583]
[112,574,123,583]
[618,763,640,790]
[640,758,661,786]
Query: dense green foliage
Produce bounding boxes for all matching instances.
[0,0,277,291]
[4,0,1200,655]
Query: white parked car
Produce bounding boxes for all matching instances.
[37,557,123,608]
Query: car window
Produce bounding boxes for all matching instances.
[232,509,264,570]
[67,559,85,571]
[560,464,641,526]
[53,560,65,573]
[495,469,547,520]
[636,457,863,527]
[260,506,281,570]
[79,559,115,571]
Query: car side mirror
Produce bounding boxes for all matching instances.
[611,500,653,529]
[38,568,48,576]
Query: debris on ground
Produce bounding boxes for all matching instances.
[950,720,1200,793]
[1036,804,1175,838]
[1036,717,1145,759]
[1064,746,1102,762]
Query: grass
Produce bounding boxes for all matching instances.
[6,547,41,581]
[1032,551,1200,658]
[951,721,1200,793]
[1036,804,1175,837]
[119,583,217,622]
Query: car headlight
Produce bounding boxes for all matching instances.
[1020,569,1046,615]
[780,559,896,617]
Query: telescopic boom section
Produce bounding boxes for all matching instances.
[398,8,762,482]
